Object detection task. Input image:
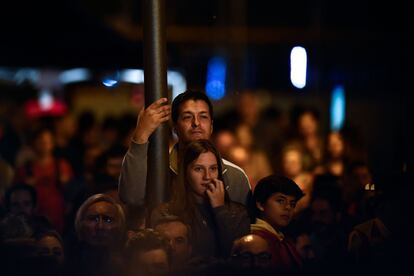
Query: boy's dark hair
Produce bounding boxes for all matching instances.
[5,183,37,211]
[171,90,213,123]
[253,174,304,205]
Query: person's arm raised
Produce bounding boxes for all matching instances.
[132,97,171,144]
[119,98,171,206]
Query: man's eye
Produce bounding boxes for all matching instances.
[175,237,185,244]
[194,167,202,172]
[104,217,114,223]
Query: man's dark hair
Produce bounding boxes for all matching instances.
[171,90,213,123]
[152,215,193,244]
[4,183,37,211]
[125,228,172,262]
[253,174,304,205]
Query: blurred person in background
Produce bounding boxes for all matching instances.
[288,106,324,172]
[0,155,14,209]
[14,127,73,233]
[4,183,52,231]
[211,128,237,161]
[279,143,314,216]
[306,186,349,273]
[230,124,273,190]
[316,131,347,177]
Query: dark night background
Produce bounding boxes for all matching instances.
[0,0,413,176]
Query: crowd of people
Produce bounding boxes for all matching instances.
[0,90,412,276]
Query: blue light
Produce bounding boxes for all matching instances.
[330,85,346,131]
[205,57,226,100]
[102,71,120,88]
[290,46,307,89]
[102,78,118,87]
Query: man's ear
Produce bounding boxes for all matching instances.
[256,202,264,212]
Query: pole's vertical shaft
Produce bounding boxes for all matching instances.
[143,0,169,209]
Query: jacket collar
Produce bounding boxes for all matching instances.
[251,218,285,241]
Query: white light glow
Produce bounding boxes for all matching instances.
[121,69,145,84]
[39,90,53,110]
[290,46,307,89]
[120,69,187,100]
[168,71,187,100]
[59,68,91,84]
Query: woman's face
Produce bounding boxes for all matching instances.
[298,112,318,137]
[186,151,219,198]
[282,149,303,177]
[327,132,344,158]
[34,130,55,156]
[81,201,123,247]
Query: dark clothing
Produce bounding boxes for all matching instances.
[151,201,250,258]
[64,242,124,276]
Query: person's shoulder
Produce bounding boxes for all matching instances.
[222,158,249,179]
[227,200,249,214]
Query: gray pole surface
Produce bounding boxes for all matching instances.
[143,0,169,209]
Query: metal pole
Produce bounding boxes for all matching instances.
[143,0,169,209]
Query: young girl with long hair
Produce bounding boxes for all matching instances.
[151,139,250,259]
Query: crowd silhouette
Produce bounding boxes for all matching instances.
[0,90,412,276]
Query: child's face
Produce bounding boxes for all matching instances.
[187,151,219,198]
[257,192,297,230]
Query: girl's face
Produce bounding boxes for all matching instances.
[257,193,297,230]
[186,151,219,198]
